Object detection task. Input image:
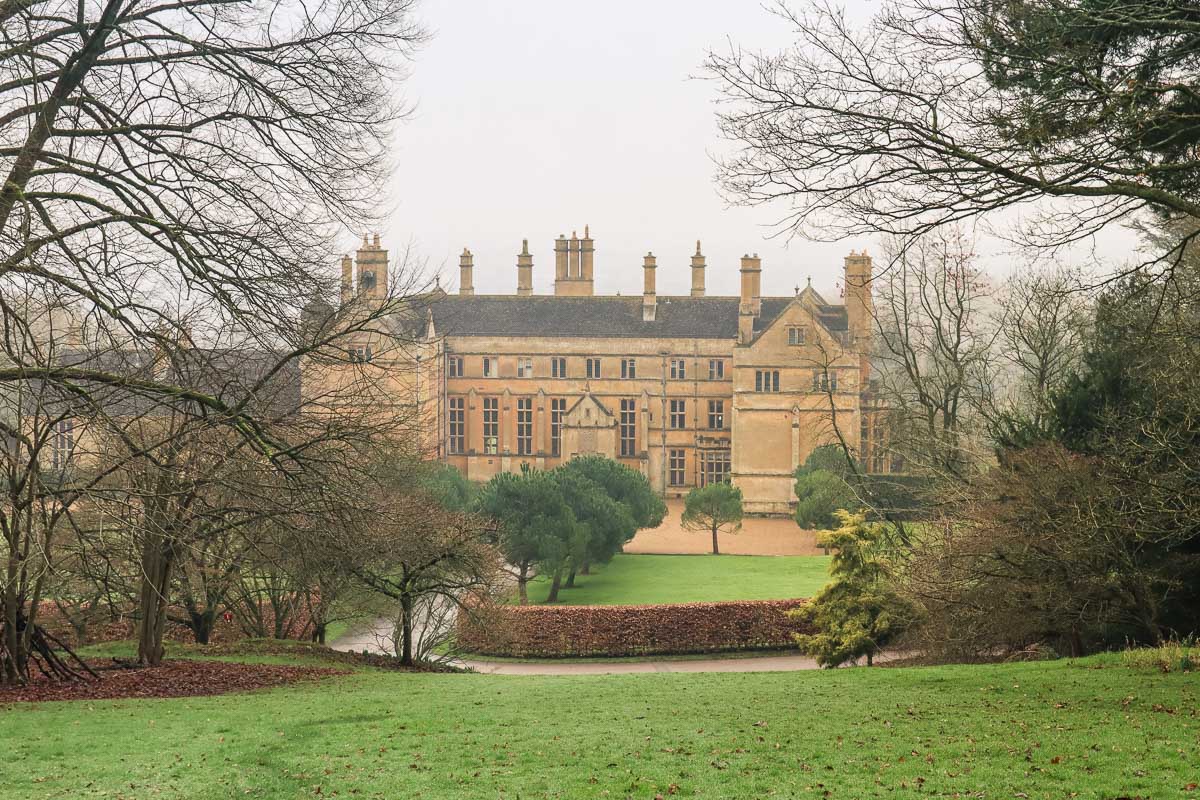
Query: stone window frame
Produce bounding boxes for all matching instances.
[811,369,838,393]
[669,399,687,429]
[550,398,566,456]
[447,397,465,454]
[482,397,499,454]
[755,369,780,392]
[668,448,686,486]
[707,399,725,430]
[619,398,637,456]
[516,397,533,455]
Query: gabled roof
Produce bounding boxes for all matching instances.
[738,287,854,347]
[565,392,614,421]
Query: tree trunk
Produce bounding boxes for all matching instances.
[1,591,24,685]
[312,622,327,645]
[187,608,217,645]
[517,562,530,606]
[711,523,720,555]
[580,559,591,576]
[136,536,174,666]
[866,651,874,667]
[566,566,577,588]
[546,568,563,603]
[399,591,414,666]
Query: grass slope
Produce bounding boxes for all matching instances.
[525,553,831,605]
[2,653,1196,799]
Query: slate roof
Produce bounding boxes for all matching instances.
[424,294,847,340]
[21,347,301,419]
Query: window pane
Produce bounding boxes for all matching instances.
[448,398,465,454]
[551,398,565,456]
[620,398,636,456]
[517,397,532,455]
[483,397,499,454]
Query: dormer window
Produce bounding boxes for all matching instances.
[788,327,806,345]
[348,345,372,362]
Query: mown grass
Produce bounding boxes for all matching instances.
[524,553,831,605]
[2,648,1197,799]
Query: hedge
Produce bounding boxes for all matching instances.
[457,599,813,658]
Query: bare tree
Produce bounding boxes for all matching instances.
[346,478,501,666]
[2,0,423,359]
[705,0,1200,267]
[994,266,1089,429]
[0,288,141,682]
[871,229,1000,479]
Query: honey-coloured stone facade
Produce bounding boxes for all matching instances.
[307,229,890,514]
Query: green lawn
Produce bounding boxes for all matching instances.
[524,553,831,605]
[2,650,1197,799]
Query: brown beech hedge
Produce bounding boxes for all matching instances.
[457,599,813,658]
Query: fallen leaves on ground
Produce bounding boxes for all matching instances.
[1,659,346,704]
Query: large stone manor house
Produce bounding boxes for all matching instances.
[314,228,889,515]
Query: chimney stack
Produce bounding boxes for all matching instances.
[554,226,595,296]
[555,235,568,282]
[516,239,533,296]
[751,252,762,308]
[690,240,706,297]
[340,254,353,305]
[568,231,581,277]
[459,248,474,296]
[738,253,762,343]
[843,249,874,349]
[642,252,657,322]
[355,233,388,299]
[581,225,594,285]
[739,253,762,316]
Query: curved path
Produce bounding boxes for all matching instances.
[329,617,892,674]
[458,653,827,675]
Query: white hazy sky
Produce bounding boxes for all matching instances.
[371,0,1133,298]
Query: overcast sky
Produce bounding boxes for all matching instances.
[371,1,1130,299]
